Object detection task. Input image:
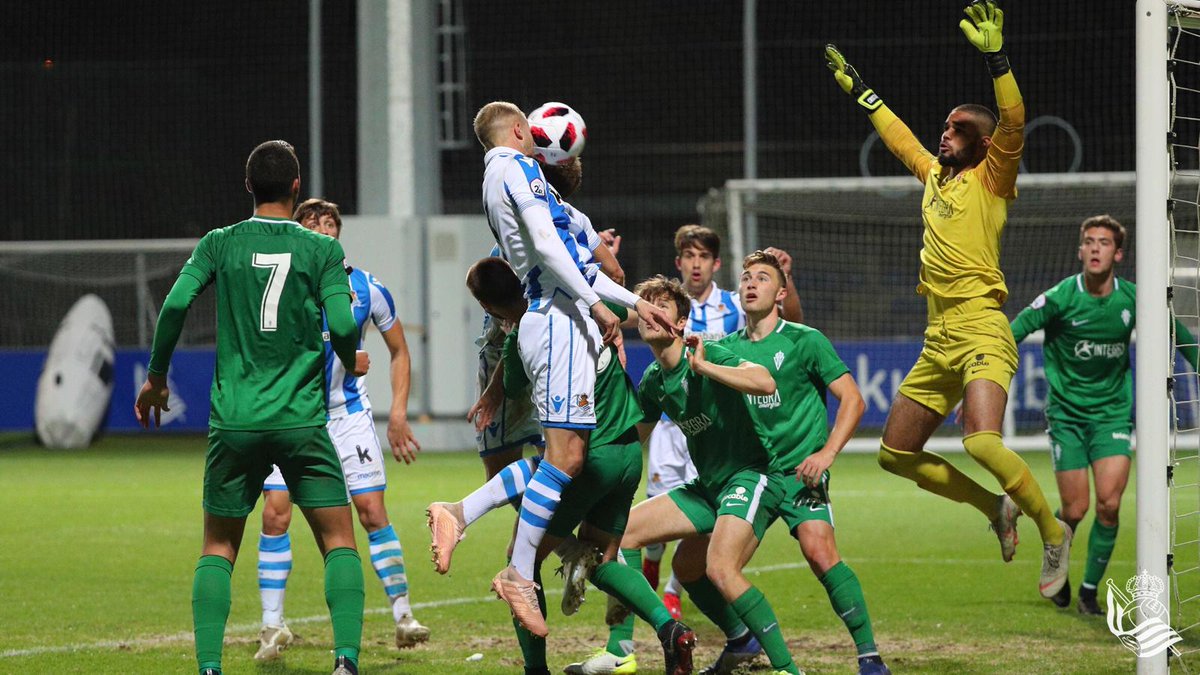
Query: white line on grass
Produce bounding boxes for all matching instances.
[0,555,1059,659]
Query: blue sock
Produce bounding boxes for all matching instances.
[510,460,571,579]
[257,532,292,625]
[462,455,542,524]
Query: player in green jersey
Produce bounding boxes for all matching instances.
[707,251,888,675]
[616,275,805,675]
[1012,215,1200,614]
[134,141,369,675]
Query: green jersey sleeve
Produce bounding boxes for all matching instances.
[704,341,742,368]
[180,230,219,287]
[319,238,352,303]
[501,329,531,398]
[638,364,663,423]
[604,301,629,322]
[804,331,851,385]
[1011,288,1059,343]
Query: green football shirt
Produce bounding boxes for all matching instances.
[1011,274,1199,423]
[718,320,850,474]
[637,342,774,494]
[502,304,642,447]
[178,216,351,430]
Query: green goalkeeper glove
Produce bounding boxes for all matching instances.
[959,1,1011,77]
[824,44,881,113]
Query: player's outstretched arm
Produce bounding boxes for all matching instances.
[825,44,933,183]
[961,0,1024,199]
[796,373,863,486]
[1010,290,1055,344]
[685,336,775,396]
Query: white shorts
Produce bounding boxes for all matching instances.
[646,418,698,497]
[476,344,543,456]
[263,409,387,496]
[517,308,601,428]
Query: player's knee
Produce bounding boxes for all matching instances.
[1060,500,1088,524]
[356,505,389,532]
[962,431,1005,463]
[705,561,739,595]
[1096,496,1122,525]
[878,442,917,475]
[799,536,840,575]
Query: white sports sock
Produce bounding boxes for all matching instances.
[258,532,292,626]
[511,460,571,579]
[644,541,666,562]
[462,456,541,525]
[664,572,683,596]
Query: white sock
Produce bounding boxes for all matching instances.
[367,524,413,621]
[664,572,683,596]
[511,460,571,579]
[644,541,666,562]
[462,456,542,525]
[257,532,292,626]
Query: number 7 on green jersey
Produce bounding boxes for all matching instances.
[253,252,292,331]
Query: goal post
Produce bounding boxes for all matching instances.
[1137,1,1170,673]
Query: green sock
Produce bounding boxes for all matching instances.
[1084,520,1119,588]
[192,554,233,674]
[604,549,639,657]
[514,564,548,669]
[730,586,797,674]
[591,559,673,631]
[819,561,877,655]
[323,547,364,666]
[681,577,748,639]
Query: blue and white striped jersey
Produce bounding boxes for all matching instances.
[481,147,603,313]
[324,267,397,418]
[686,282,745,340]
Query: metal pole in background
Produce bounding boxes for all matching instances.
[742,0,758,271]
[309,0,324,197]
[1134,1,1169,673]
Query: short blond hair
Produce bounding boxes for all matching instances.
[473,101,525,150]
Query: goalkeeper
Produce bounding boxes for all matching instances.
[826,0,1072,600]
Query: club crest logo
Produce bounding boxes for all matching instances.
[1107,569,1182,658]
[1122,308,1132,326]
[773,350,785,370]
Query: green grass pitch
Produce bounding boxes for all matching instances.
[0,434,1154,673]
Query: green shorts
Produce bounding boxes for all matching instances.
[1047,418,1133,472]
[205,425,349,517]
[667,469,783,541]
[777,470,833,535]
[548,432,642,538]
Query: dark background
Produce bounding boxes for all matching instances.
[2,1,1132,243]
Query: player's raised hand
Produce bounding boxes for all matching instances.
[763,246,793,278]
[388,415,421,464]
[352,350,370,377]
[134,373,170,429]
[635,299,677,338]
[824,44,881,112]
[598,228,622,258]
[959,1,1004,54]
[684,334,707,372]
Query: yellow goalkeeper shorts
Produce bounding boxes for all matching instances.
[897,295,1018,417]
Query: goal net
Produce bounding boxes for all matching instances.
[703,172,1148,450]
[0,240,211,349]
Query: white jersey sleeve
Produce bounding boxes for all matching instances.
[560,200,602,252]
[366,273,397,333]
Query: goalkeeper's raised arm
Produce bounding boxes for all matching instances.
[826,0,1022,197]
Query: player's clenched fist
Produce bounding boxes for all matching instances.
[352,349,370,377]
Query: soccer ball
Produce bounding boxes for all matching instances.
[528,102,587,165]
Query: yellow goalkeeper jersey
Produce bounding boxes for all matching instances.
[871,72,1024,303]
